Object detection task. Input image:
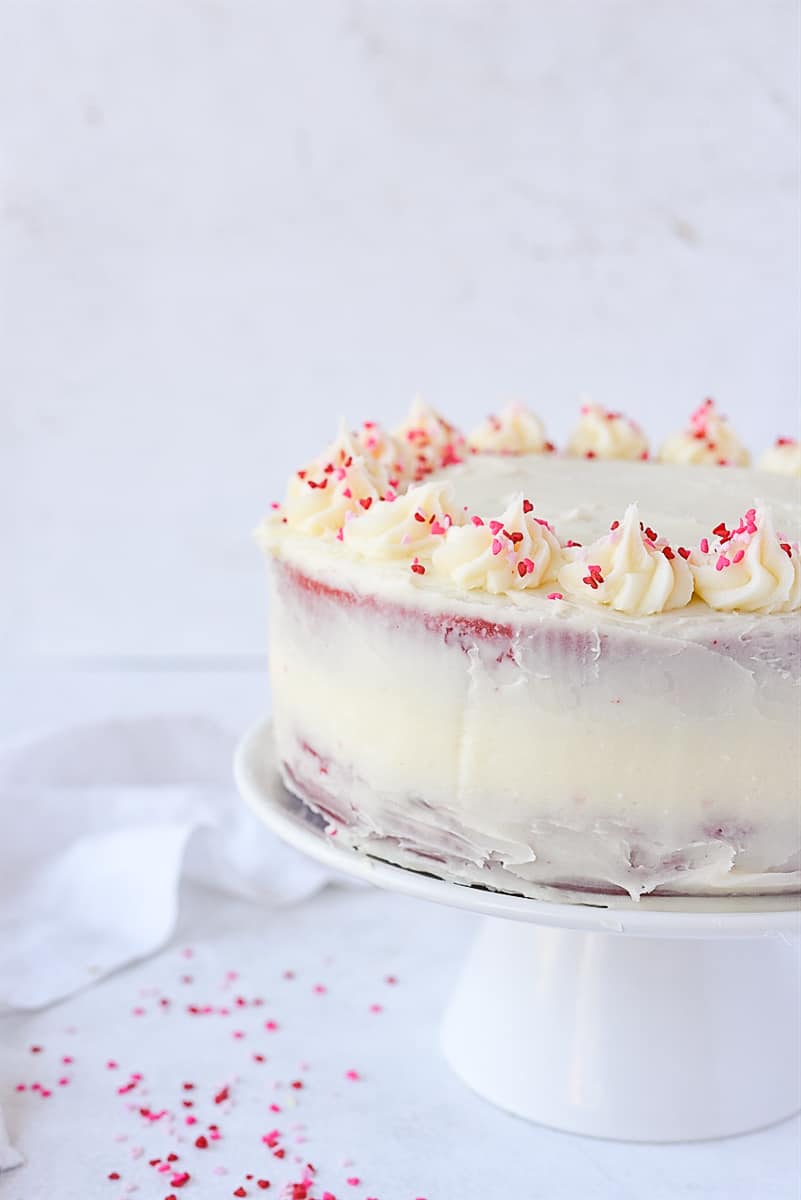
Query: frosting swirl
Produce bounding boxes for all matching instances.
[394,398,466,478]
[659,399,750,466]
[758,438,801,479]
[281,428,391,536]
[431,496,562,595]
[343,480,460,561]
[691,507,800,612]
[566,403,649,461]
[468,403,551,454]
[354,420,417,483]
[558,503,693,615]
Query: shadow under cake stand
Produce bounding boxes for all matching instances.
[235,718,801,1143]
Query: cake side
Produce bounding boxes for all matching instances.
[269,555,800,899]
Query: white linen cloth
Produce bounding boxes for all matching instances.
[0,715,336,1170]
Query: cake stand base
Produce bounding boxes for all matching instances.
[235,719,801,1143]
[441,916,800,1141]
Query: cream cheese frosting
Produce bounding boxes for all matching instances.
[691,507,801,613]
[393,398,466,478]
[263,408,801,624]
[566,403,649,461]
[280,429,391,536]
[759,438,801,478]
[660,398,750,467]
[343,479,461,562]
[431,495,563,595]
[557,503,693,616]
[467,403,552,455]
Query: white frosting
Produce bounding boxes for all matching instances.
[354,420,417,482]
[431,495,562,594]
[266,452,801,623]
[660,399,750,466]
[468,403,550,454]
[566,403,649,461]
[758,439,801,478]
[558,503,693,615]
[343,480,460,562]
[280,429,390,536]
[692,507,801,613]
[393,397,466,477]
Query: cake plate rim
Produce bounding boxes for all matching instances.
[234,716,801,940]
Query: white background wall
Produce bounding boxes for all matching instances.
[2,0,799,661]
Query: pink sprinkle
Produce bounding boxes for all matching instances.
[716,554,731,571]
[369,1004,383,1014]
[491,538,503,556]
[345,1070,360,1081]
[470,515,484,526]
[107,1061,119,1070]
[547,592,564,601]
[700,537,709,553]
[346,1179,360,1187]
[489,520,504,534]
[265,1021,279,1032]
[312,984,327,995]
[732,549,745,563]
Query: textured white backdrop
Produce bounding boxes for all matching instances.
[2,0,799,658]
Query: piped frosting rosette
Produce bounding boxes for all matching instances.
[566,403,649,461]
[393,398,466,478]
[558,503,693,615]
[343,479,461,566]
[467,403,552,454]
[758,438,801,479]
[279,428,392,536]
[691,507,800,613]
[431,495,563,595]
[660,399,750,467]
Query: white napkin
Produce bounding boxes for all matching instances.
[0,715,334,1012]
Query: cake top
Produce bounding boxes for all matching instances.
[260,400,801,620]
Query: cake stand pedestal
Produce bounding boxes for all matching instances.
[235,719,801,1143]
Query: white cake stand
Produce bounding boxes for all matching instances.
[235,719,801,1142]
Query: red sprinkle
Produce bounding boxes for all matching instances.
[522,499,534,514]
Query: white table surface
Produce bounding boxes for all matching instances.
[1,667,799,1200]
